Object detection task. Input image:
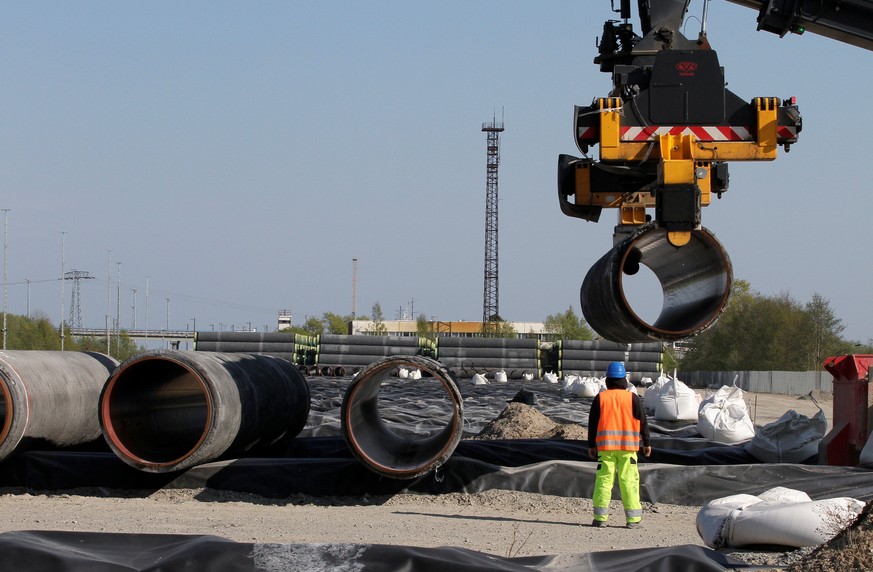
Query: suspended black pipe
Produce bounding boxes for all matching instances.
[581,223,732,342]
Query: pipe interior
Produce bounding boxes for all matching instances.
[622,228,730,334]
[104,359,209,464]
[346,367,459,474]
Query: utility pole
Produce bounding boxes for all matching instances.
[106,250,112,355]
[131,288,137,329]
[116,261,121,351]
[60,232,67,351]
[352,257,358,318]
[144,276,149,345]
[2,208,9,349]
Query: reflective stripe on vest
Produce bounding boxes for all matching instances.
[595,390,641,451]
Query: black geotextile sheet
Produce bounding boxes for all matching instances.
[0,376,868,572]
[0,530,753,572]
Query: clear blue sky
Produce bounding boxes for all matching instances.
[2,1,871,344]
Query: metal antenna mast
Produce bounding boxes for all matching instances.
[65,270,94,329]
[481,115,505,334]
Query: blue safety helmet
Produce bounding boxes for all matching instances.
[606,361,626,380]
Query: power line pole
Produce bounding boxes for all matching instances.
[2,208,9,349]
[60,231,67,351]
[351,257,358,318]
[106,250,112,354]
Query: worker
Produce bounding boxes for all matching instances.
[587,361,651,528]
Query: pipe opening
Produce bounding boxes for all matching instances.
[342,357,463,479]
[619,261,663,325]
[101,358,210,465]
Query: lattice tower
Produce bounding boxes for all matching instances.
[481,118,505,333]
[65,270,94,329]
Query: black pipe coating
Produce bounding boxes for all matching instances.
[581,223,732,342]
[99,350,310,473]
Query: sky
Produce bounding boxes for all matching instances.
[2,1,871,345]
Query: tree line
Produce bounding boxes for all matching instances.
[0,312,140,361]
[679,280,871,371]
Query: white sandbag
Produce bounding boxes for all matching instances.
[697,400,756,444]
[543,371,558,384]
[522,371,534,382]
[561,374,580,392]
[471,373,488,385]
[398,367,409,379]
[643,375,670,414]
[697,488,864,549]
[409,368,422,380]
[744,409,827,463]
[494,370,507,383]
[573,378,601,398]
[654,377,700,421]
[698,384,747,414]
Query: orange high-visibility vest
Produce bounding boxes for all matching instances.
[595,389,641,451]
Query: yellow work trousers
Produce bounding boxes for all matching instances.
[592,450,642,524]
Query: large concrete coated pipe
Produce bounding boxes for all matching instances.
[0,350,118,462]
[581,223,732,342]
[341,355,463,479]
[99,350,310,473]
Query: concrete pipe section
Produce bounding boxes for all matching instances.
[581,223,732,342]
[341,355,463,479]
[99,350,310,473]
[0,350,119,462]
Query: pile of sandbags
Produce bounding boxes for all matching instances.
[562,375,602,398]
[697,487,864,549]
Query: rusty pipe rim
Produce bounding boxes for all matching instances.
[341,356,463,479]
[0,371,12,450]
[99,354,213,470]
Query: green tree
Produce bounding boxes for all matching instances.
[543,306,593,340]
[322,312,352,335]
[680,283,854,371]
[481,315,516,338]
[364,302,388,335]
[300,316,325,336]
[416,313,435,340]
[799,292,846,370]
[3,312,143,360]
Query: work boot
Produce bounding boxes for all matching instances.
[591,519,607,528]
[626,521,641,529]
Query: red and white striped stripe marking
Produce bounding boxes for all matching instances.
[578,125,798,142]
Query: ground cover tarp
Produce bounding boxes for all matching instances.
[0,530,753,572]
